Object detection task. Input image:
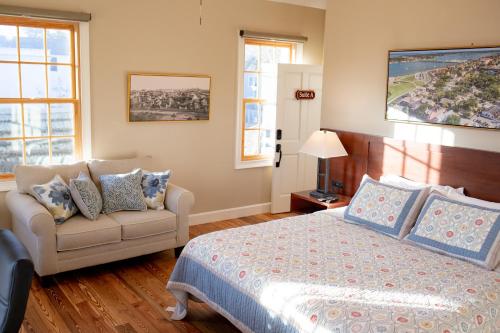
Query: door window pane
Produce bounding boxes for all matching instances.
[244,44,259,71]
[26,138,50,165]
[0,25,18,61]
[19,27,45,62]
[48,65,72,98]
[24,104,49,137]
[276,47,291,64]
[0,140,23,174]
[244,130,260,156]
[243,73,258,99]
[261,104,276,129]
[245,103,261,129]
[0,63,20,98]
[52,137,74,164]
[47,29,71,64]
[0,104,22,138]
[21,64,46,98]
[50,103,74,136]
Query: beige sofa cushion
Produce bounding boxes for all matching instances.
[15,161,90,195]
[109,210,177,240]
[56,214,121,252]
[88,156,153,189]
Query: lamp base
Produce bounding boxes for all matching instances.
[309,191,338,200]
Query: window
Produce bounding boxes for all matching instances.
[239,39,297,163]
[0,17,81,179]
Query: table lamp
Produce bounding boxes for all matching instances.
[299,130,348,199]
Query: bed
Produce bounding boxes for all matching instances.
[167,208,500,333]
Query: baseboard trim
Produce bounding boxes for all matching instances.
[189,202,271,226]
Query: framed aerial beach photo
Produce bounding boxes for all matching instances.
[386,46,500,129]
[128,73,211,122]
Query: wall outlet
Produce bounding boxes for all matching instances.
[332,180,344,189]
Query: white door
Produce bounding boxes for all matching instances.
[271,64,323,213]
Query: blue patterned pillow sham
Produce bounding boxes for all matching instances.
[406,193,500,269]
[99,169,147,214]
[142,170,171,210]
[32,175,78,224]
[344,175,429,239]
[69,172,103,220]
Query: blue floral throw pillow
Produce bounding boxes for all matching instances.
[344,175,429,239]
[406,193,500,269]
[100,168,147,214]
[32,175,78,224]
[142,170,171,210]
[69,172,103,220]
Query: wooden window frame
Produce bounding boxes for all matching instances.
[241,38,294,162]
[0,16,82,180]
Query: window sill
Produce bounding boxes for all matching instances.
[235,159,273,169]
[0,180,17,192]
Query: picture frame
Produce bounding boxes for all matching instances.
[385,46,500,130]
[127,73,211,122]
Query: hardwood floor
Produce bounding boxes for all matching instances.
[21,212,299,333]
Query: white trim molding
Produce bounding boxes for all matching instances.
[189,202,271,226]
[268,0,326,10]
[0,180,16,192]
[79,21,92,160]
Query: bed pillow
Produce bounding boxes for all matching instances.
[405,192,500,269]
[100,169,147,214]
[69,172,103,220]
[142,170,171,210]
[380,174,464,195]
[344,175,429,239]
[31,175,78,224]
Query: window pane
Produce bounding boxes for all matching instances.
[26,138,49,165]
[0,104,22,138]
[261,73,277,102]
[261,104,276,129]
[48,65,72,98]
[0,25,18,61]
[243,73,258,99]
[51,137,74,164]
[276,46,291,64]
[0,140,23,174]
[47,29,71,64]
[260,129,275,155]
[24,104,48,137]
[260,46,276,73]
[19,27,45,62]
[51,103,74,136]
[245,103,260,129]
[0,63,20,98]
[21,64,46,98]
[244,130,260,156]
[244,44,259,71]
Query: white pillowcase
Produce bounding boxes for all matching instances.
[444,191,500,210]
[379,174,464,196]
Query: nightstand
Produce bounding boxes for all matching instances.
[290,191,351,213]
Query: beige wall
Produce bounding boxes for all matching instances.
[322,0,500,152]
[0,0,325,228]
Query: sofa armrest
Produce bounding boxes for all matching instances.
[166,184,194,246]
[5,191,55,237]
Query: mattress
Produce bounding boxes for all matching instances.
[167,208,500,333]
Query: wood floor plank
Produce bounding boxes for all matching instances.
[22,212,299,333]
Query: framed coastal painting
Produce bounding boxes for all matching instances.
[386,46,500,129]
[128,73,211,122]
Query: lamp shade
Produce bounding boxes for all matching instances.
[299,130,348,159]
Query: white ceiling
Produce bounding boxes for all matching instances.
[268,0,327,10]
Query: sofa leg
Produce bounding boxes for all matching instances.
[174,246,184,258]
[38,275,55,288]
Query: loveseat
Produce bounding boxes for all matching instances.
[5,157,194,278]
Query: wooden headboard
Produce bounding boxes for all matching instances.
[326,129,500,203]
